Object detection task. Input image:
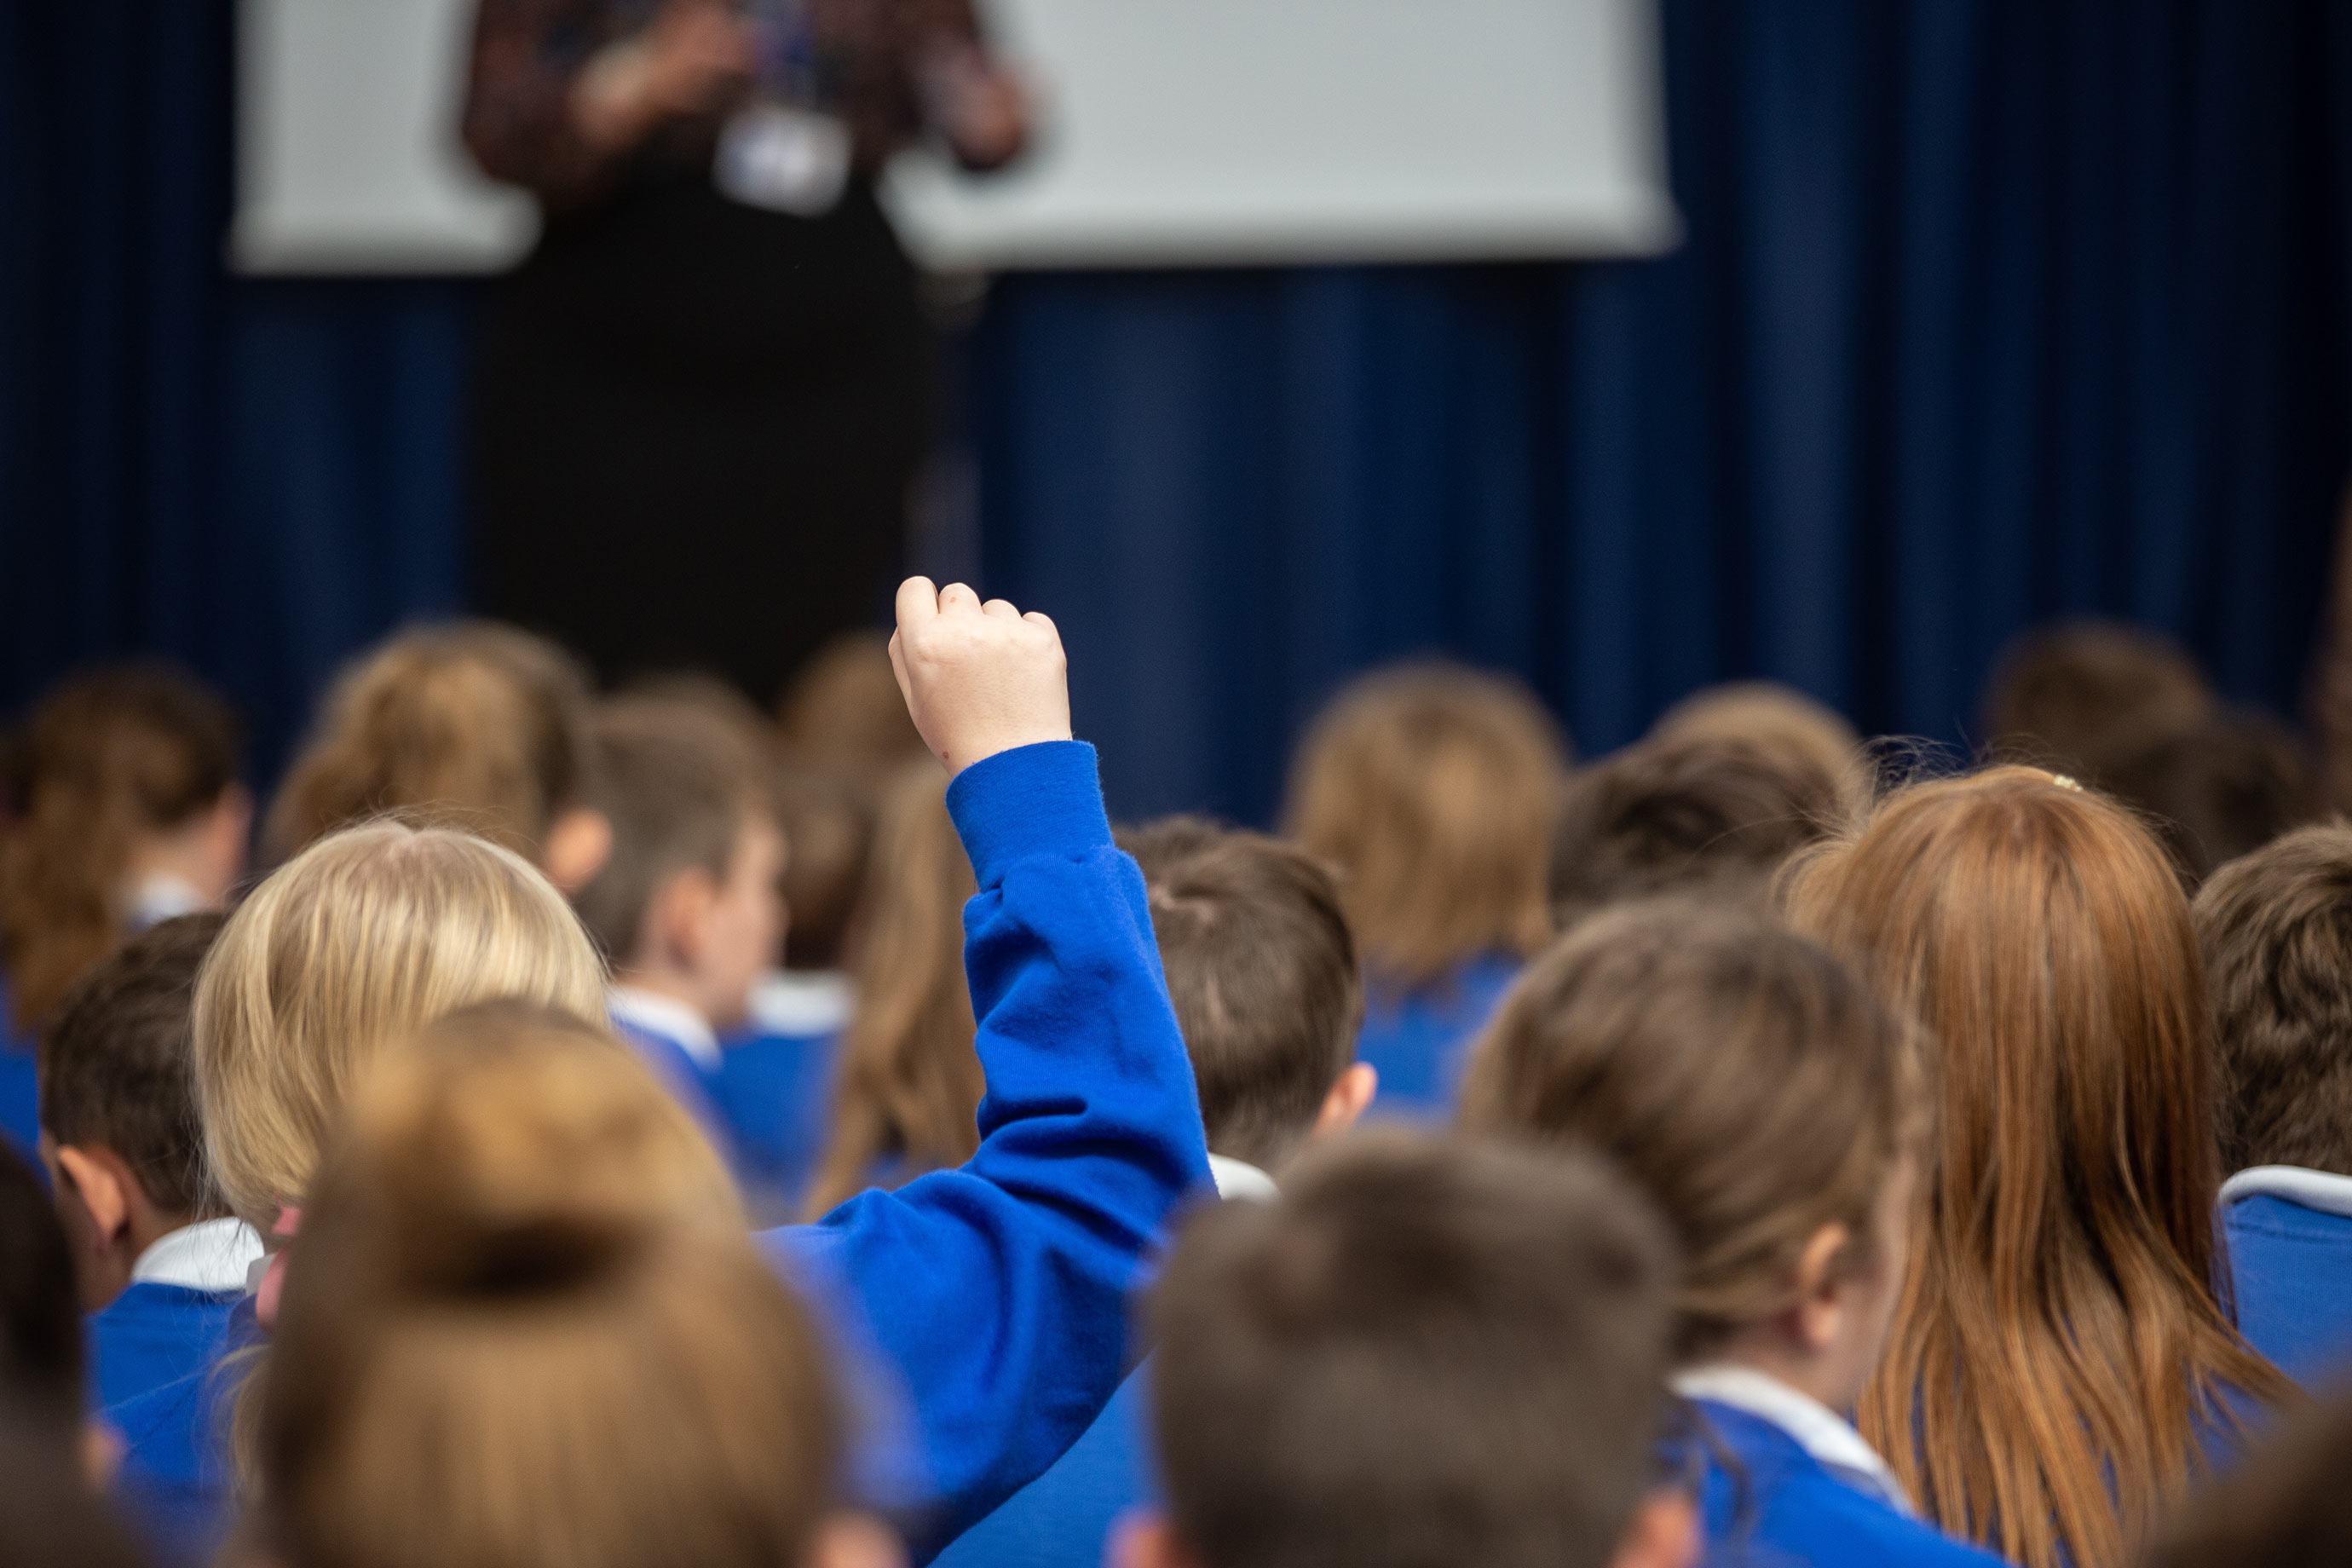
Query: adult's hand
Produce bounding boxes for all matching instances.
[574,0,757,154]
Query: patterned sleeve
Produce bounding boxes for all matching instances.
[461,0,637,209]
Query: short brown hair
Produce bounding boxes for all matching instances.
[1284,663,1570,988]
[2193,824,2352,1174]
[2101,712,2317,886]
[573,696,770,964]
[1979,619,2213,777]
[1459,900,1918,1358]
[40,913,228,1219]
[1121,819,1361,1170]
[1549,728,1858,928]
[2140,1391,2352,1568]
[1150,1130,1675,1568]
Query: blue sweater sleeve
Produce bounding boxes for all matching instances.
[758,741,1213,1556]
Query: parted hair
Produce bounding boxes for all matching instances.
[257,1002,843,1568]
[1550,728,1863,928]
[1783,767,2297,1568]
[40,912,228,1219]
[0,662,241,1034]
[1122,819,1362,1171]
[1150,1130,1676,1568]
[2193,824,2352,1175]
[192,820,607,1234]
[573,695,770,966]
[266,622,594,864]
[1284,663,1570,989]
[1458,899,1920,1359]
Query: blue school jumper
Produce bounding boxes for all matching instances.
[714,971,848,1214]
[1674,1369,2009,1568]
[108,1294,259,1567]
[760,741,1213,1559]
[2222,1165,2352,1390]
[0,971,40,1166]
[1355,954,1518,1117]
[607,986,743,1170]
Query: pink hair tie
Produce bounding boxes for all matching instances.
[254,1205,303,1330]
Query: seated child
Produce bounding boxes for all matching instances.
[804,760,977,1217]
[2099,709,2317,886]
[0,666,247,1164]
[40,915,261,1425]
[2140,1389,2352,1567]
[1979,618,2215,780]
[1283,662,1569,1115]
[936,820,1377,1568]
[575,695,784,1161]
[193,579,1209,1556]
[0,1139,115,1488]
[1460,900,2007,1567]
[2193,824,2352,1386]
[252,999,899,1568]
[1116,1131,1694,1568]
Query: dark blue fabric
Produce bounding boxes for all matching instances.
[1354,954,1520,1119]
[87,1280,241,1416]
[759,741,1212,1559]
[933,1363,1153,1568]
[2225,1190,2352,1392]
[8,3,2352,817]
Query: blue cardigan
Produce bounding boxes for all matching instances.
[2224,1176,2352,1391]
[761,741,1213,1558]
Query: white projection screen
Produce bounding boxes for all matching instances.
[233,0,1677,275]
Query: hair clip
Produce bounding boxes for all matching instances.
[2049,774,2083,793]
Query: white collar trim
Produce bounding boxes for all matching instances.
[130,1217,265,1294]
[2221,1164,2352,1219]
[607,986,723,1072]
[1206,1154,1278,1203]
[749,969,854,1037]
[1673,1364,1914,1516]
[128,873,206,931]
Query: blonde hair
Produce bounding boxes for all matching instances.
[804,761,979,1217]
[1283,663,1570,989]
[257,1003,841,1568]
[264,623,594,864]
[193,820,606,1232]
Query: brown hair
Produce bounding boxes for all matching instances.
[40,913,228,1219]
[572,696,770,966]
[0,1406,151,1568]
[1979,620,2213,778]
[1284,663,1570,988]
[2099,712,2317,886]
[1122,819,1361,1171]
[2193,824,2352,1174]
[1550,727,1862,929]
[803,761,978,1216]
[0,664,240,1034]
[777,631,927,782]
[770,760,876,971]
[1150,1129,1676,1568]
[265,622,593,864]
[2140,1391,2352,1568]
[1459,900,1919,1359]
[1782,766,2297,1568]
[1652,679,1864,773]
[0,1144,81,1431]
[257,1001,841,1568]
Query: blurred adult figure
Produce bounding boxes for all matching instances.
[463,0,1027,702]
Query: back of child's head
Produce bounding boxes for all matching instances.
[2099,711,2317,885]
[1148,1129,1675,1568]
[573,694,771,968]
[772,758,876,970]
[266,622,594,865]
[2193,824,2352,1177]
[777,631,928,782]
[804,761,976,1217]
[193,821,606,1233]
[257,1001,844,1568]
[1549,725,1859,928]
[1459,900,1917,1358]
[2141,1391,2352,1568]
[0,1142,81,1432]
[1980,619,2214,775]
[41,912,228,1221]
[1120,818,1360,1171]
[1283,662,1570,988]
[1651,679,1864,774]
[0,663,241,1033]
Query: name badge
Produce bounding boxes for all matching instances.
[715,101,851,216]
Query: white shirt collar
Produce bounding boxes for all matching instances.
[130,1217,265,1294]
[1673,1364,1915,1516]
[749,969,855,1037]
[1206,1154,1279,1203]
[2221,1164,2352,1219]
[127,873,206,931]
[607,985,723,1072]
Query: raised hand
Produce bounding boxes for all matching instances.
[888,578,1073,775]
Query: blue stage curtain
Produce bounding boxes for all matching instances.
[6,1,2352,819]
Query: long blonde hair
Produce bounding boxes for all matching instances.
[1283,663,1570,989]
[804,762,978,1217]
[193,820,607,1232]
[1782,767,2297,1568]
[256,1003,842,1568]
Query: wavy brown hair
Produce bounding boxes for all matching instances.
[1283,663,1570,989]
[802,761,979,1217]
[1782,766,2297,1568]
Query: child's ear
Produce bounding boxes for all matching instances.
[53,1145,131,1248]
[1312,1063,1378,1139]
[646,866,721,969]
[805,1513,903,1568]
[1611,1487,1700,1568]
[1110,1511,1202,1568]
[1790,1221,1853,1353]
[543,807,615,894]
